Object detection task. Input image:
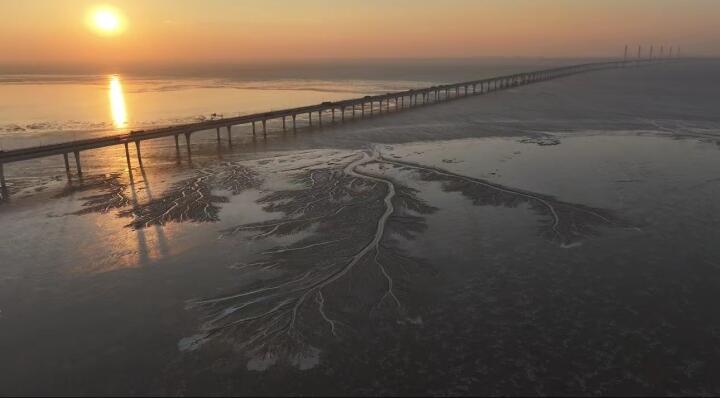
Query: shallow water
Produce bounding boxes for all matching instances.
[0,58,593,150]
[1,62,720,395]
[1,129,720,395]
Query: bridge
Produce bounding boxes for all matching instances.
[0,57,684,199]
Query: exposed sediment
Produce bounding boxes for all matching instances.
[119,163,262,228]
[182,148,625,368]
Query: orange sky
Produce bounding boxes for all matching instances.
[1,0,719,68]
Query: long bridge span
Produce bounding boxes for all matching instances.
[0,58,683,198]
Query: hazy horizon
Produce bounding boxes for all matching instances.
[0,56,626,76]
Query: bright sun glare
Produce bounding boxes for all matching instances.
[88,6,124,35]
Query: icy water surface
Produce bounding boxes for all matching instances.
[1,130,720,395]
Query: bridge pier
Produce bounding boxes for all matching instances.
[319,111,323,126]
[174,134,180,158]
[252,122,256,136]
[124,143,132,170]
[134,141,143,167]
[185,133,192,160]
[262,119,267,136]
[62,153,71,179]
[308,112,312,126]
[0,162,6,198]
[216,127,221,145]
[227,126,233,146]
[332,108,335,122]
[341,107,346,122]
[73,151,82,176]
[292,115,297,131]
[282,117,286,131]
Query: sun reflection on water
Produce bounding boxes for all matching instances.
[109,75,128,128]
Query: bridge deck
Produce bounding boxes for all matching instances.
[0,58,681,195]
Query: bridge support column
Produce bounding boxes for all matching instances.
[216,127,221,144]
[74,151,82,176]
[262,119,267,136]
[124,142,132,170]
[63,153,71,179]
[341,107,345,122]
[309,112,312,126]
[0,162,6,197]
[135,141,143,167]
[227,126,233,146]
[174,135,180,158]
[332,108,335,122]
[292,115,297,131]
[282,117,286,131]
[252,122,256,136]
[185,133,192,159]
[319,111,322,126]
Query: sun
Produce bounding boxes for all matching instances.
[87,6,125,35]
